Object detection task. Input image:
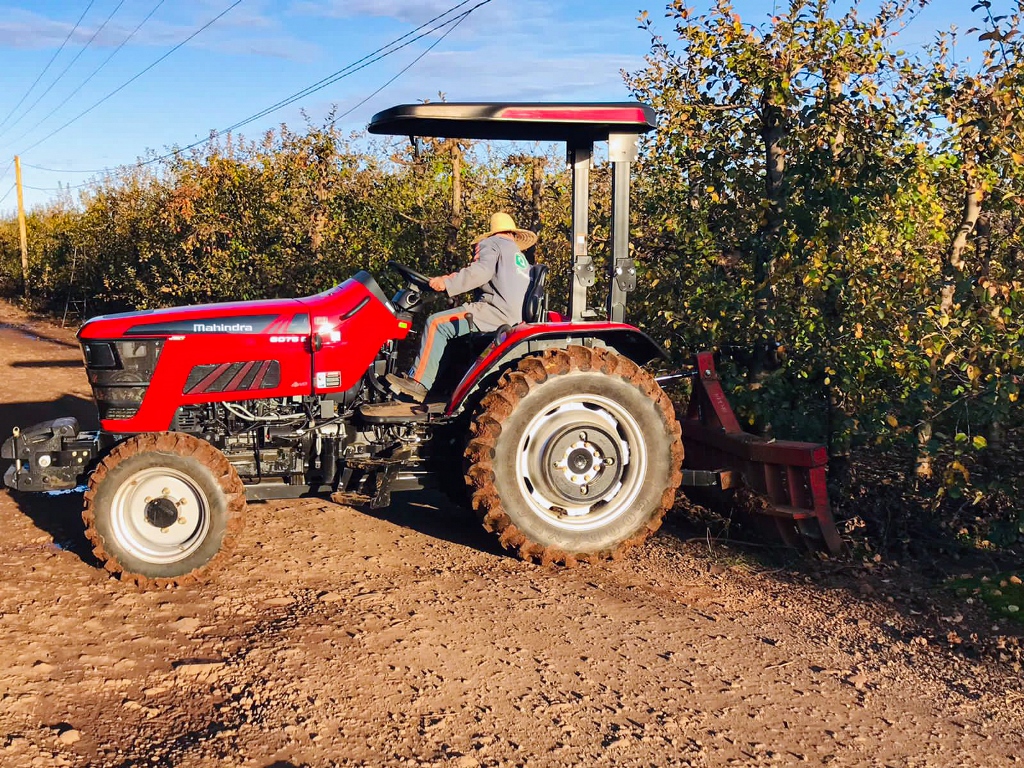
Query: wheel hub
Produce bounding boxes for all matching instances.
[515,396,648,531]
[567,446,595,475]
[109,466,210,565]
[545,426,622,505]
[144,497,179,529]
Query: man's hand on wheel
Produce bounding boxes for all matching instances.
[429,276,447,292]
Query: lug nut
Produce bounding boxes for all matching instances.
[177,517,187,525]
[579,485,588,495]
[605,458,615,466]
[161,488,170,496]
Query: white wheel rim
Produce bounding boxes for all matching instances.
[514,393,648,533]
[109,466,211,565]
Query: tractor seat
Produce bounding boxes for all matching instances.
[522,264,548,324]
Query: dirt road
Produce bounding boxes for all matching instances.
[0,302,1021,768]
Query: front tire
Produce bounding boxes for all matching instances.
[83,432,246,587]
[465,346,683,565]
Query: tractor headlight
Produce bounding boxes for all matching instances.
[83,342,117,369]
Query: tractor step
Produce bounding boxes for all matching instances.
[333,446,415,509]
[329,490,372,507]
[358,401,445,424]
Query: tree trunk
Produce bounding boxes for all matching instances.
[942,182,982,312]
[824,95,850,488]
[444,140,465,264]
[529,157,544,262]
[752,93,786,383]
[914,419,933,481]
[920,178,983,478]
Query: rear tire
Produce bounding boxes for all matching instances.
[83,432,246,587]
[465,346,683,565]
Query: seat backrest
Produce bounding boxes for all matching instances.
[522,264,548,324]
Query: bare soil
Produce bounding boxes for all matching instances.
[0,301,1021,768]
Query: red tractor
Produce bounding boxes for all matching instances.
[2,103,842,587]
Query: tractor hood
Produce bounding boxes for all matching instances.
[78,296,312,340]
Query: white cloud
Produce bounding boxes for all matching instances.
[0,3,316,61]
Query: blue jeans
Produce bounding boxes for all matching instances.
[409,308,472,391]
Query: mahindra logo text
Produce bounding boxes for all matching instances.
[192,322,254,332]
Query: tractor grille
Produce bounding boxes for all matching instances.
[183,361,281,395]
[82,339,163,421]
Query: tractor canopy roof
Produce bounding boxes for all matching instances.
[367,102,656,143]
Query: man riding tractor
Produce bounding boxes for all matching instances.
[387,212,537,403]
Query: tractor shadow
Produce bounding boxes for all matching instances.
[9,359,83,368]
[0,394,100,564]
[365,489,509,560]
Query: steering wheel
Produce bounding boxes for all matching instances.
[387,260,432,290]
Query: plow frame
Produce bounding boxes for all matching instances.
[679,352,844,554]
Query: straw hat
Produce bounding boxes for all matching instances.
[471,212,537,249]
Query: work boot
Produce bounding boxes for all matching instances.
[386,373,427,403]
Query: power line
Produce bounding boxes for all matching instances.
[326,10,471,129]
[0,1,97,133]
[212,0,483,139]
[18,0,246,156]
[148,13,474,168]
[21,8,478,195]
[10,0,168,148]
[0,0,129,141]
[0,183,15,206]
[26,0,490,175]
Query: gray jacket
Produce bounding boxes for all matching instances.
[444,234,532,331]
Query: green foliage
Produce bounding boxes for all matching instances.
[949,573,1024,626]
[625,0,1023,537]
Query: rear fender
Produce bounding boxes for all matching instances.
[445,322,667,417]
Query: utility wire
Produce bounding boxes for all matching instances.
[326,10,471,129]
[25,0,485,174]
[11,0,168,148]
[0,0,97,133]
[0,0,128,140]
[21,10,475,195]
[0,182,15,206]
[26,0,490,175]
[18,0,245,156]
[211,0,483,139]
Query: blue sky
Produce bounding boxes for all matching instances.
[0,0,1001,210]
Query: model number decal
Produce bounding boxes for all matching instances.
[269,335,304,343]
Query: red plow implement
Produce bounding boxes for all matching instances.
[678,352,844,554]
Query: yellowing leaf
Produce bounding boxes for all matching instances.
[886,414,898,427]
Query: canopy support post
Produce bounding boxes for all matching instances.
[607,133,638,324]
[568,142,594,322]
